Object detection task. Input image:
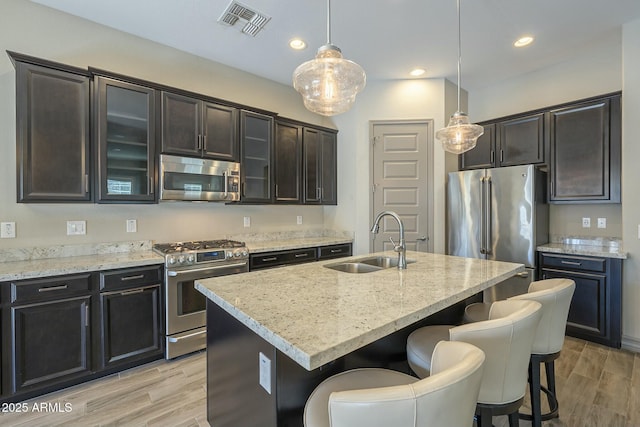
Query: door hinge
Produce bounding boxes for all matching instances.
[371,136,380,145]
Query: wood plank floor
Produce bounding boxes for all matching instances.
[0,337,638,426]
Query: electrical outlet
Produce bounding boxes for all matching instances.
[126,219,137,233]
[296,215,303,225]
[66,220,86,235]
[243,216,251,228]
[1,222,16,238]
[597,218,607,229]
[582,217,591,228]
[259,352,271,394]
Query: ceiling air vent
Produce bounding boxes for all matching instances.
[218,1,271,37]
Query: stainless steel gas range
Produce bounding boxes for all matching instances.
[153,239,249,359]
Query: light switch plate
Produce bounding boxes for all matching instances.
[1,222,16,238]
[597,218,607,229]
[582,217,591,228]
[67,220,86,235]
[126,219,137,233]
[296,215,303,225]
[244,216,251,228]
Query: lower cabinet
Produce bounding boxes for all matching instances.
[1,265,164,402]
[249,243,352,271]
[6,273,94,394]
[98,266,163,369]
[539,252,622,348]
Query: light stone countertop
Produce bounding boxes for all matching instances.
[537,236,627,259]
[195,250,523,371]
[0,251,164,281]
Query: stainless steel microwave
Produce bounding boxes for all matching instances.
[159,154,240,202]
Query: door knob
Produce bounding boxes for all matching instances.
[416,236,428,242]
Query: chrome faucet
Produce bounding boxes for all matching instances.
[371,210,407,269]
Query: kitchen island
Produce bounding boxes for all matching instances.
[195,250,523,427]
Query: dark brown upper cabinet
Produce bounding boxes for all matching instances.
[549,94,621,203]
[94,76,156,203]
[459,124,496,170]
[274,120,302,204]
[11,52,91,202]
[303,127,338,205]
[161,91,238,161]
[496,112,545,167]
[239,110,274,203]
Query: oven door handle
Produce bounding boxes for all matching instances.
[168,330,206,343]
[167,262,248,277]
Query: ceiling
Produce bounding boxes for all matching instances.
[31,0,640,91]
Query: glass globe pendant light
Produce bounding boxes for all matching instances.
[436,0,484,154]
[292,0,366,116]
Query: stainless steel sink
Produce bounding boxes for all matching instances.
[324,262,383,274]
[324,256,416,273]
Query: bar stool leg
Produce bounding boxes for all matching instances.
[529,359,542,427]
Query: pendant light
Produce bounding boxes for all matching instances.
[436,0,484,154]
[292,0,366,116]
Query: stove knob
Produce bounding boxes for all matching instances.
[167,255,176,265]
[177,255,186,265]
[186,254,195,264]
[234,250,242,258]
[226,251,234,259]
[242,250,248,257]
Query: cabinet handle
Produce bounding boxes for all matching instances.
[330,249,343,253]
[38,284,68,292]
[550,181,554,197]
[85,305,90,327]
[275,184,279,197]
[149,176,154,195]
[316,188,321,200]
[294,253,309,258]
[500,150,504,163]
[262,257,278,262]
[85,174,89,194]
[120,289,144,296]
[490,151,495,164]
[120,274,145,281]
[197,135,202,150]
[203,135,207,151]
[561,260,582,266]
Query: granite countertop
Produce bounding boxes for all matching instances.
[0,251,164,282]
[195,250,523,371]
[537,237,627,259]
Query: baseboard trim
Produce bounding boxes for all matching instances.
[621,335,640,353]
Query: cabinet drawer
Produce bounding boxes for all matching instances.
[11,274,93,304]
[100,265,163,292]
[250,248,317,270]
[540,253,606,273]
[318,244,352,260]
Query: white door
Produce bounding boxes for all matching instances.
[370,120,433,253]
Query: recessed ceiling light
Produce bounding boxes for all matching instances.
[410,68,426,77]
[289,38,307,50]
[514,36,534,48]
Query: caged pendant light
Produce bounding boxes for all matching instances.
[292,0,366,116]
[436,0,484,154]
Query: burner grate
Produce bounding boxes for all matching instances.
[153,239,245,254]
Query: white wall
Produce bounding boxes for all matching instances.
[326,79,450,255]
[621,18,640,349]
[0,0,332,249]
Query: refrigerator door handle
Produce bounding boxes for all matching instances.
[484,177,493,255]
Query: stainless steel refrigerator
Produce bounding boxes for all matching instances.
[447,164,549,301]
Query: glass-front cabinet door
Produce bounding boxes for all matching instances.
[95,76,156,202]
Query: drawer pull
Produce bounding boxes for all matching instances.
[262,257,278,262]
[121,274,145,281]
[560,260,582,266]
[330,249,343,253]
[121,289,144,296]
[38,284,68,292]
[295,253,309,258]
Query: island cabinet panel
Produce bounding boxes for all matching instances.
[459,124,496,170]
[13,57,91,202]
[274,120,302,203]
[98,266,163,369]
[161,91,238,161]
[548,94,621,203]
[317,243,353,260]
[94,76,156,203]
[539,252,622,348]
